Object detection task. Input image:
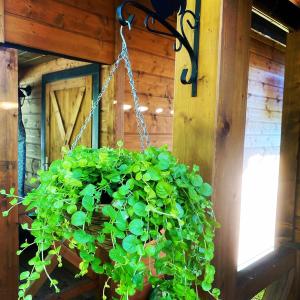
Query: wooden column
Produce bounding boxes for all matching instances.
[173,0,252,299]
[0,47,19,299]
[278,30,300,299]
[0,0,4,42]
[276,31,300,247]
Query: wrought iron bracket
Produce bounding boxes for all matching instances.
[117,0,201,97]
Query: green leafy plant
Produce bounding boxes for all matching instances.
[1,143,220,300]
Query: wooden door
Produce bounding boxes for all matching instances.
[45,75,92,164]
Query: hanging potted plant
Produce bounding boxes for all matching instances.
[1,27,220,300]
[2,143,220,300]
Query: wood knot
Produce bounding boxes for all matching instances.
[220,117,230,138]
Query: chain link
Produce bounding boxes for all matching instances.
[70,26,150,152]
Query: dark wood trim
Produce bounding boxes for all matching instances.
[236,246,296,300]
[41,64,100,169]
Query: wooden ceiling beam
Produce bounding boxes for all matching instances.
[290,0,300,8]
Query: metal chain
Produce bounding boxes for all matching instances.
[70,26,150,151]
[120,27,150,150]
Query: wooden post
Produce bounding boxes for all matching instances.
[0,0,4,42]
[173,0,252,298]
[277,31,300,247]
[0,47,19,299]
[278,30,300,300]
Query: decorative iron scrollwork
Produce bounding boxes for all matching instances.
[117,0,201,97]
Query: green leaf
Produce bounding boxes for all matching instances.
[67,204,77,214]
[119,185,130,196]
[9,198,18,205]
[133,202,147,217]
[145,245,156,257]
[115,212,127,231]
[24,295,33,300]
[122,235,140,254]
[200,183,213,197]
[212,288,221,298]
[91,258,104,274]
[201,281,212,292]
[102,205,117,219]
[21,223,29,230]
[191,174,203,187]
[129,219,144,236]
[156,181,172,199]
[146,167,161,181]
[142,173,151,182]
[0,189,6,195]
[71,211,86,226]
[29,272,40,281]
[82,195,94,212]
[2,211,8,217]
[20,271,30,280]
[53,200,64,209]
[74,230,91,243]
[80,184,96,196]
[109,246,127,264]
[117,140,124,147]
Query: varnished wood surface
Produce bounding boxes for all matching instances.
[277,31,300,248]
[173,1,252,299]
[0,47,19,300]
[4,0,115,64]
[0,0,3,42]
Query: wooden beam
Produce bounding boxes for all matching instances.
[276,30,300,246]
[173,0,252,298]
[0,0,3,42]
[289,0,300,8]
[0,47,19,300]
[263,268,295,300]
[236,246,296,299]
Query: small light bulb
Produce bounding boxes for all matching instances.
[123,104,132,111]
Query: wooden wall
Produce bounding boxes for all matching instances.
[123,20,175,150]
[3,0,115,64]
[0,47,19,300]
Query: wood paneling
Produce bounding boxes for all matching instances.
[122,8,175,151]
[4,0,115,64]
[0,47,19,300]
[173,1,252,299]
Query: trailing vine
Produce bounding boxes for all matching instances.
[2,143,220,300]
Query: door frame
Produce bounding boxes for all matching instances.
[41,64,100,169]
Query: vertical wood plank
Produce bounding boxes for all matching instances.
[277,31,300,246]
[0,46,19,300]
[0,0,3,42]
[173,0,252,298]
